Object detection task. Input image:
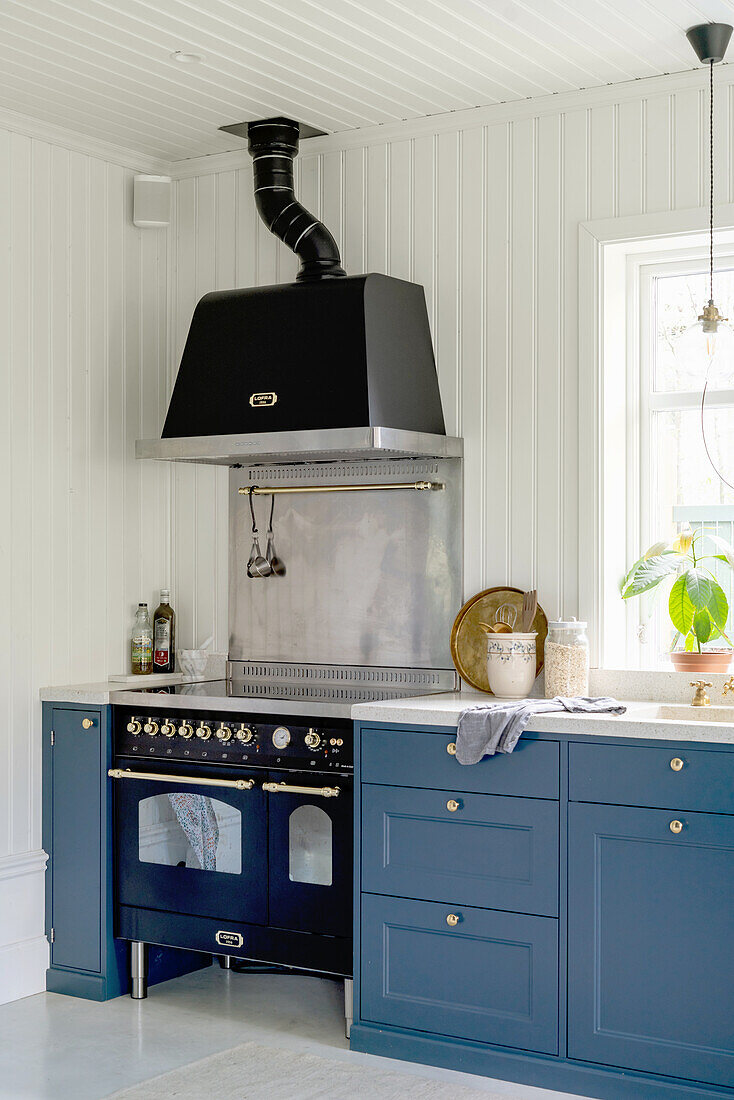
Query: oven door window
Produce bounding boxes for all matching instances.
[138,793,241,874]
[288,805,332,886]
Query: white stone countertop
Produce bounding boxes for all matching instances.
[351,690,734,744]
[40,676,191,704]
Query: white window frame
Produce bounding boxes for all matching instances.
[578,206,734,668]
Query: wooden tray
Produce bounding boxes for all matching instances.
[450,586,548,694]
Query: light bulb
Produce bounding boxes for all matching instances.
[674,310,734,383]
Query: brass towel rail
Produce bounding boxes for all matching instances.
[238,481,442,496]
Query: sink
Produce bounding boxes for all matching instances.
[633,704,734,724]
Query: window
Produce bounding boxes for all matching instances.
[635,258,734,663]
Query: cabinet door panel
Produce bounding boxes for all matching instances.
[362,784,558,915]
[569,802,734,1088]
[361,894,558,1054]
[361,728,559,798]
[51,708,102,973]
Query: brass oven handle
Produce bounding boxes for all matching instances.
[107,768,255,791]
[262,781,340,798]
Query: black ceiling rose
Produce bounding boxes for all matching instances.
[686,22,733,65]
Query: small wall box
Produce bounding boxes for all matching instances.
[133,174,171,228]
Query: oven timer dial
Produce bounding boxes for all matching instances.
[272,726,291,750]
[236,726,254,744]
[196,725,212,741]
[143,720,159,736]
[304,728,321,750]
[160,721,176,738]
[178,723,194,740]
[126,718,142,736]
[216,726,233,743]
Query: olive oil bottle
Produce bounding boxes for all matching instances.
[131,604,153,675]
[153,589,176,673]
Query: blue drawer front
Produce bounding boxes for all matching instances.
[361,894,559,1055]
[362,784,558,916]
[361,728,559,798]
[570,741,734,814]
[569,802,734,1088]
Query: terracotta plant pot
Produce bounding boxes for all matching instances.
[670,649,733,674]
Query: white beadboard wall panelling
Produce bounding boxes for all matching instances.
[168,68,734,639]
[0,119,169,1003]
[0,1,729,163]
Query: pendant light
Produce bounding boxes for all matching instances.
[676,24,734,372]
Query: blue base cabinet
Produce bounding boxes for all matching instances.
[353,722,734,1100]
[569,802,734,1088]
[43,702,209,1000]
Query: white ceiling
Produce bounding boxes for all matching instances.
[0,0,732,163]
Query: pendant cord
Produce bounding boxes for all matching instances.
[710,58,714,303]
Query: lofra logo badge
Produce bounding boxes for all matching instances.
[215,930,244,948]
[249,392,277,407]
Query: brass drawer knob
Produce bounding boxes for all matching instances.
[446,913,460,927]
[446,742,457,755]
[670,757,684,772]
[82,718,94,730]
[670,819,684,834]
[446,799,460,812]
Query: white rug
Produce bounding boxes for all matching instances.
[108,1040,512,1099]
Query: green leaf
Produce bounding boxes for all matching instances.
[685,568,713,610]
[708,581,729,629]
[669,574,696,634]
[694,609,712,645]
[621,555,678,599]
[703,532,734,570]
[685,632,697,652]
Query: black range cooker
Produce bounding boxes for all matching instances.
[110,684,356,998]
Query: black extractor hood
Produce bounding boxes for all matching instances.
[139,118,459,466]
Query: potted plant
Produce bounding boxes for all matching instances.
[621,528,734,672]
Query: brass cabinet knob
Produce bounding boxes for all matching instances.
[178,723,193,739]
[216,726,232,742]
[82,717,94,729]
[160,722,176,738]
[446,913,460,927]
[196,725,212,740]
[446,799,460,812]
[144,721,158,736]
[126,719,141,736]
[236,726,254,743]
[670,757,684,772]
[669,819,684,834]
[446,742,457,755]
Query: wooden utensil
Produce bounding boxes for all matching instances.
[521,589,538,633]
[478,621,513,634]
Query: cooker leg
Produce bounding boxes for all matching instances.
[220,955,232,969]
[344,977,353,1040]
[130,941,148,1000]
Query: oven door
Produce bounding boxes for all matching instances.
[113,765,267,924]
[265,772,353,937]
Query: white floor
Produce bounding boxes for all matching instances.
[0,967,592,1100]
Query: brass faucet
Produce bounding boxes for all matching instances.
[722,676,734,697]
[690,680,712,706]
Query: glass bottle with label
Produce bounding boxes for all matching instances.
[131,603,153,675]
[153,589,176,673]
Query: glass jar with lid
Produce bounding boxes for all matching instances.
[544,618,589,698]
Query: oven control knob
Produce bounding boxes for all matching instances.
[216,726,233,742]
[127,718,142,736]
[305,728,321,750]
[160,721,176,738]
[178,723,194,740]
[144,720,159,736]
[236,726,254,743]
[196,725,212,741]
[272,726,291,750]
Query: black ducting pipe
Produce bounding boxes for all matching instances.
[247,118,346,281]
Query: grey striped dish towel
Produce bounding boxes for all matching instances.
[455,697,627,765]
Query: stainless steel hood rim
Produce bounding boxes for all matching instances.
[135,427,463,465]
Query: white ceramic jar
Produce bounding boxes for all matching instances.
[544,618,589,697]
[486,633,537,699]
